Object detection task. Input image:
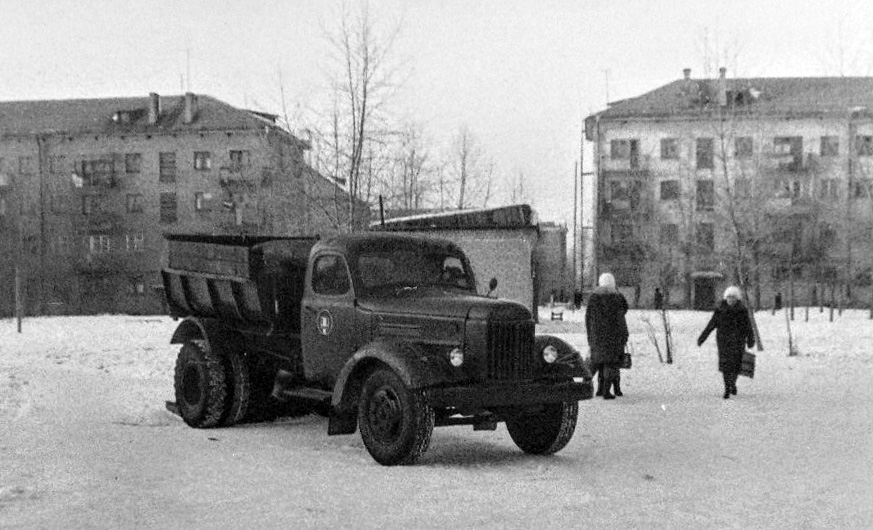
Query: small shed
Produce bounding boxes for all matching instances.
[371,205,543,316]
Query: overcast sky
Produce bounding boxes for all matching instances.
[3,0,873,225]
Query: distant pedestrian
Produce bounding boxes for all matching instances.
[586,272,629,399]
[653,287,664,310]
[697,285,755,399]
[774,292,782,311]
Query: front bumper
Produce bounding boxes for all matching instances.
[426,378,593,409]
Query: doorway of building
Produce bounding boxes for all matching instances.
[693,277,718,310]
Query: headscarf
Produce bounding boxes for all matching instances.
[598,273,616,289]
[723,285,742,300]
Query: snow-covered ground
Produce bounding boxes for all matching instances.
[1,308,872,529]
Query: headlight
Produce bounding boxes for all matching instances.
[542,344,559,364]
[449,347,464,367]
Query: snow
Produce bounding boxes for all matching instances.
[2,308,872,529]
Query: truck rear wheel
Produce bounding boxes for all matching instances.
[220,349,251,426]
[506,401,578,455]
[358,368,434,466]
[174,340,227,428]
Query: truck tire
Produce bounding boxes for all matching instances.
[174,340,227,428]
[358,368,434,466]
[220,349,251,426]
[506,401,578,455]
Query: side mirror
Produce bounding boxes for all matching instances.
[486,278,498,297]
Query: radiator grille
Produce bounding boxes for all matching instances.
[486,320,535,380]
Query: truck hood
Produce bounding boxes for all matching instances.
[358,287,531,322]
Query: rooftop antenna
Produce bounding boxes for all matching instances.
[603,69,611,105]
[186,49,191,92]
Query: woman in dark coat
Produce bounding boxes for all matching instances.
[697,285,755,399]
[585,272,629,400]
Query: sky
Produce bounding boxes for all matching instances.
[3,0,873,226]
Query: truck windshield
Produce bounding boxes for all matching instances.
[356,250,473,293]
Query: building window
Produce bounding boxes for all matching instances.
[821,136,839,157]
[734,137,753,159]
[229,150,251,171]
[129,277,146,296]
[48,155,67,174]
[82,195,102,215]
[126,232,145,252]
[819,179,839,200]
[125,153,142,173]
[610,223,634,244]
[696,179,714,211]
[696,223,714,251]
[80,159,116,187]
[660,139,679,160]
[659,223,679,245]
[610,180,629,202]
[88,235,112,254]
[194,192,214,212]
[160,192,178,223]
[855,136,873,156]
[194,151,212,170]
[126,193,143,213]
[660,180,680,200]
[611,140,631,159]
[18,156,34,174]
[776,178,802,199]
[696,138,714,169]
[159,152,176,183]
[774,136,803,170]
[850,179,871,199]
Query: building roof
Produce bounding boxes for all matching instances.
[371,204,537,231]
[588,75,873,122]
[0,93,307,147]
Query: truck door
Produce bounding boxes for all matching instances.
[301,253,358,386]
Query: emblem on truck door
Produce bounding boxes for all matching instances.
[317,309,334,336]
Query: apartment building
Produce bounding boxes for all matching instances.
[584,69,873,309]
[0,93,366,316]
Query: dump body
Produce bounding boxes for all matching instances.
[162,233,317,334]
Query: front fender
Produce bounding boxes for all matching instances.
[536,334,591,380]
[327,340,456,435]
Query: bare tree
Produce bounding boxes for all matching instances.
[448,125,494,209]
[322,0,403,231]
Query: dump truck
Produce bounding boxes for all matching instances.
[162,232,592,465]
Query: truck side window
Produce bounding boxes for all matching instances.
[312,255,351,295]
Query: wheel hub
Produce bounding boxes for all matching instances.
[368,387,402,441]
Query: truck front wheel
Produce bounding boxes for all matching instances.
[358,368,434,466]
[506,401,578,455]
[174,340,227,428]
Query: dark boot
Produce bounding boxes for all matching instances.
[602,379,615,400]
[595,369,604,396]
[722,372,731,399]
[613,379,623,397]
[730,373,738,395]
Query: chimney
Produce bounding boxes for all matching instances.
[183,92,197,124]
[718,67,728,107]
[148,93,161,124]
[683,68,691,80]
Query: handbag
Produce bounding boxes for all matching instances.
[620,351,632,370]
[740,351,756,378]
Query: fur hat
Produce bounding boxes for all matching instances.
[723,285,742,299]
[598,273,616,289]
